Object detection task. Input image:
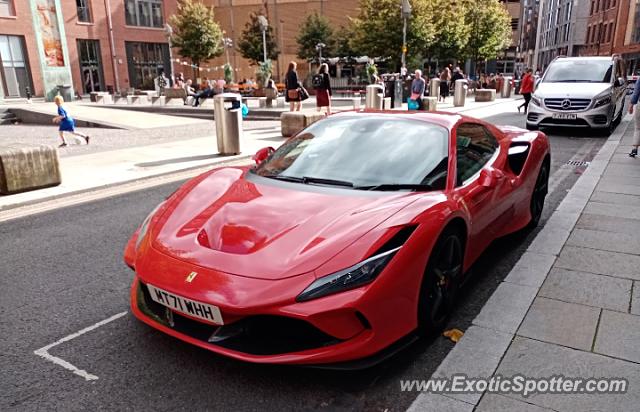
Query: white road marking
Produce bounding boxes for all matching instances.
[33,311,127,381]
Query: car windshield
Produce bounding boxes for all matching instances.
[542,60,612,83]
[251,116,449,190]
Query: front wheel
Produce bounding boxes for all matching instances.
[526,123,538,131]
[528,161,549,228]
[417,227,464,336]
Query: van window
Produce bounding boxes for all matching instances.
[543,60,612,83]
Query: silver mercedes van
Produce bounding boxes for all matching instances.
[526,56,627,135]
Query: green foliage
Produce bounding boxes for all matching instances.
[464,0,512,63]
[296,13,335,62]
[366,63,378,83]
[427,0,470,61]
[238,12,280,66]
[351,0,437,71]
[255,60,273,88]
[169,0,223,69]
[334,25,360,62]
[223,63,233,84]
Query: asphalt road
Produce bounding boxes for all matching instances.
[0,112,609,411]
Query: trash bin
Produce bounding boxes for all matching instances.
[394,79,404,108]
[214,93,242,155]
[365,84,384,109]
[56,84,72,102]
[429,78,440,98]
[454,79,468,107]
[501,76,513,98]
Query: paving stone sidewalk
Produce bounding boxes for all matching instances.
[409,116,640,412]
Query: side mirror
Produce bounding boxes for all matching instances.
[252,147,275,165]
[615,77,625,88]
[479,168,504,188]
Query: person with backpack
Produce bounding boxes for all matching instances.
[313,63,332,115]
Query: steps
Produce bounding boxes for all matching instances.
[0,109,20,125]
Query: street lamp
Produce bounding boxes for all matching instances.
[315,42,326,64]
[164,23,175,85]
[401,0,412,74]
[257,15,269,63]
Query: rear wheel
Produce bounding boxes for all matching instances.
[417,227,464,336]
[528,160,549,228]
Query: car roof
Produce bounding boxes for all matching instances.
[554,56,614,62]
[331,109,476,130]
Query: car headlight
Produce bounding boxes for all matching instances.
[531,95,542,107]
[135,203,165,250]
[594,93,612,108]
[296,247,400,302]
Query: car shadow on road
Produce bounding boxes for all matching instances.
[135,154,224,168]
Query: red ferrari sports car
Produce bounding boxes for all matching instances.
[124,111,550,367]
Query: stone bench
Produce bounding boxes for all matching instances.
[383,97,392,110]
[95,94,113,104]
[150,96,166,106]
[332,97,361,110]
[259,96,285,108]
[127,95,145,105]
[281,111,325,137]
[0,144,61,195]
[475,89,496,102]
[164,88,187,99]
[422,97,437,111]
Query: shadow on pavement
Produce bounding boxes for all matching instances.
[136,154,222,168]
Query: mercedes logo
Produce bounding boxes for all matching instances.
[561,99,571,109]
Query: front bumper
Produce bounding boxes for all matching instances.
[129,245,421,365]
[526,100,613,129]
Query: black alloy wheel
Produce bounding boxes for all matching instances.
[528,161,549,228]
[417,227,464,336]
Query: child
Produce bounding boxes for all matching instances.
[52,95,89,147]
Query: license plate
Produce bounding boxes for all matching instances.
[552,113,577,120]
[147,284,224,325]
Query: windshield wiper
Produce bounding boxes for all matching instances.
[301,176,354,187]
[354,183,433,192]
[266,175,354,187]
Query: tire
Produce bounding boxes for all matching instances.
[528,160,549,229]
[525,123,538,131]
[417,226,465,336]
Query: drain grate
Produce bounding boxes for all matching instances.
[566,160,590,167]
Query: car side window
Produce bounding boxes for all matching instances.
[455,123,499,186]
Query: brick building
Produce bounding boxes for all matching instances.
[207,0,360,82]
[0,0,179,101]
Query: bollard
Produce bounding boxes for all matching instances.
[501,76,513,98]
[453,79,468,107]
[429,78,440,98]
[365,84,384,109]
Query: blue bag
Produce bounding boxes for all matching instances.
[408,99,419,110]
[241,103,249,118]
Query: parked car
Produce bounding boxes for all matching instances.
[125,111,550,367]
[526,55,627,135]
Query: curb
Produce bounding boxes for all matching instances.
[0,154,252,218]
[407,115,632,411]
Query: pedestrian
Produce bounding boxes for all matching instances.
[451,68,464,95]
[52,95,89,148]
[313,63,332,115]
[154,69,169,95]
[517,68,534,114]
[411,70,426,110]
[628,76,640,157]
[439,68,451,103]
[285,61,302,112]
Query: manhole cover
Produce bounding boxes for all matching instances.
[566,160,590,167]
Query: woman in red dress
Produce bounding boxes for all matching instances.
[315,63,332,115]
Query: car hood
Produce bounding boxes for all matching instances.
[152,167,420,280]
[535,82,610,99]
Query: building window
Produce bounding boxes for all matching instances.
[77,39,104,93]
[125,0,164,28]
[0,0,15,17]
[125,41,169,89]
[0,35,33,97]
[511,18,519,30]
[76,0,92,23]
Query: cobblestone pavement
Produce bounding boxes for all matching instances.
[0,120,279,158]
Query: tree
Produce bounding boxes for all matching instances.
[237,12,280,66]
[426,0,470,62]
[334,25,360,62]
[350,0,438,71]
[169,0,224,77]
[296,13,334,62]
[464,0,512,71]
